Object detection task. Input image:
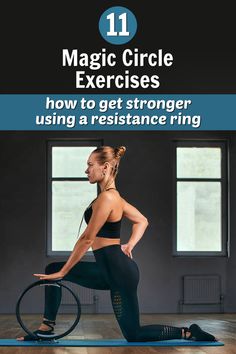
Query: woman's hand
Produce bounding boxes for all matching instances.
[121,243,133,258]
[33,271,65,281]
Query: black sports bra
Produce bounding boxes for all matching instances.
[84,189,122,238]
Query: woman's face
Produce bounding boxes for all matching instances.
[85,153,104,184]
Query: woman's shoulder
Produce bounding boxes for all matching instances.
[95,189,115,201]
[95,189,123,205]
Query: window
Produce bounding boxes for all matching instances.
[47,140,101,256]
[173,141,228,256]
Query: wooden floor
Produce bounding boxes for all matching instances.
[0,313,236,353]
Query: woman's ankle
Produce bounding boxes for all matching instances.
[181,327,191,339]
[39,323,53,331]
[185,331,191,339]
[39,319,56,332]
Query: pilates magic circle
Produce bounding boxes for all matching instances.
[16,280,81,340]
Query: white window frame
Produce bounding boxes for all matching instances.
[173,140,229,257]
[47,139,102,256]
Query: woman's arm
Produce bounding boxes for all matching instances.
[34,193,114,280]
[122,199,149,255]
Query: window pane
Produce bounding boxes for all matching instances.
[52,146,95,178]
[177,182,221,252]
[177,148,221,178]
[52,181,97,251]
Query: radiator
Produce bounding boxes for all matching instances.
[61,283,94,305]
[183,275,221,304]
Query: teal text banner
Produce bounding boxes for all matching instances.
[0,94,235,130]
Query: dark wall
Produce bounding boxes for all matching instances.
[0,131,235,313]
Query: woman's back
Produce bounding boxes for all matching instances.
[89,189,123,250]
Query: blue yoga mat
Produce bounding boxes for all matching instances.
[0,339,224,347]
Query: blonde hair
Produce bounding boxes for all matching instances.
[92,146,126,186]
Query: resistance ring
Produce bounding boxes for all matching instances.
[16,280,81,340]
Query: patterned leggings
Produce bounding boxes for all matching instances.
[44,245,182,342]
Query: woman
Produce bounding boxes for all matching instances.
[18,145,216,342]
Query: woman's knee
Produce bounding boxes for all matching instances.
[45,262,62,274]
[122,328,139,342]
